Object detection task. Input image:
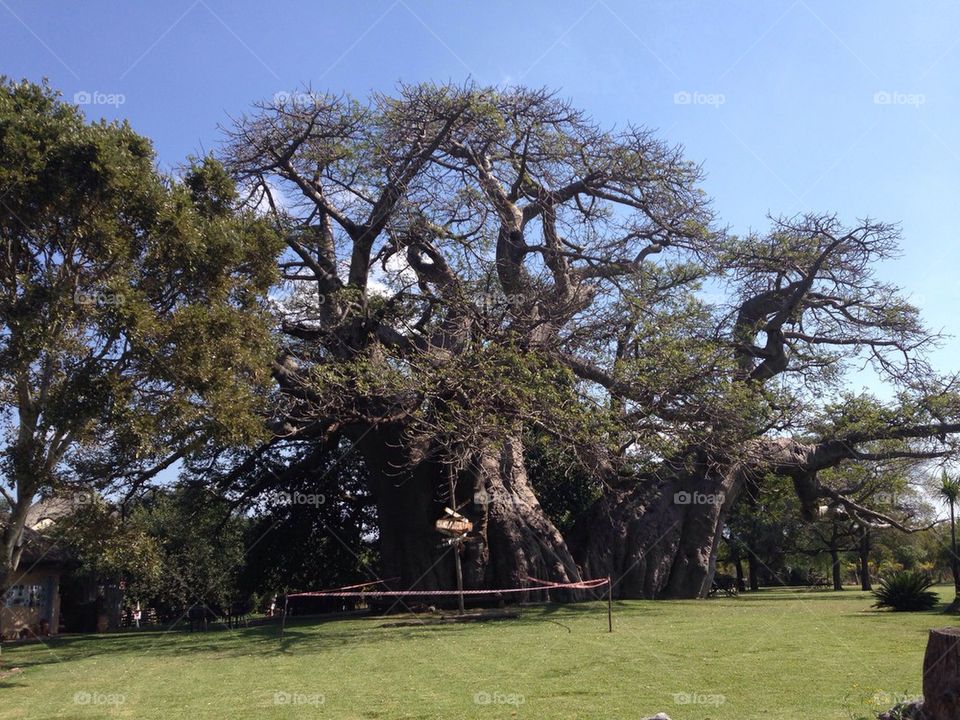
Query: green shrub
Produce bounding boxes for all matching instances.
[872,571,939,611]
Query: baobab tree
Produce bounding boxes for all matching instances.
[573,224,960,597]
[222,83,960,598]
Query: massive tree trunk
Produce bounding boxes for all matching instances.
[570,432,937,600]
[359,430,581,600]
[345,420,932,603]
[361,434,449,592]
[569,435,858,600]
[475,437,583,598]
[571,459,745,599]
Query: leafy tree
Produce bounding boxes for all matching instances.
[525,430,602,534]
[795,459,924,590]
[234,440,379,598]
[724,459,935,592]
[724,474,805,590]
[49,498,163,601]
[132,486,246,618]
[0,79,283,601]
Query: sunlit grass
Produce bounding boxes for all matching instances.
[1,586,956,719]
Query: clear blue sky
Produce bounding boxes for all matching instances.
[3,0,959,385]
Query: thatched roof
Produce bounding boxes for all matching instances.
[25,495,76,530]
[0,511,71,567]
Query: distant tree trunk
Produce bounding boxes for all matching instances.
[923,627,960,720]
[748,553,760,591]
[859,528,872,591]
[733,552,746,593]
[949,501,960,597]
[830,544,843,591]
[360,430,581,600]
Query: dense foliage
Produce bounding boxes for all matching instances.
[0,79,283,596]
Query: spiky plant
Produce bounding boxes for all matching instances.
[872,571,939,612]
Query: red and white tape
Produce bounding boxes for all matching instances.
[286,576,609,599]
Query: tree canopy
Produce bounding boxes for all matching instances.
[218,82,960,598]
[0,79,283,596]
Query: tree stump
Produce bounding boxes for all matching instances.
[922,626,960,720]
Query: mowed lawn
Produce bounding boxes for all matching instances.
[1,587,956,720]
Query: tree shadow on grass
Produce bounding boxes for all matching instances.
[0,666,28,690]
[844,601,960,619]
[0,601,638,675]
[532,600,608,615]
[0,611,514,671]
[732,590,866,602]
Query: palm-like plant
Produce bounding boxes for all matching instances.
[872,571,939,611]
[939,472,960,610]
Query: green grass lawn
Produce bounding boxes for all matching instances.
[1,586,956,720]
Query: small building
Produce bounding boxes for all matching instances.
[1,524,68,640]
